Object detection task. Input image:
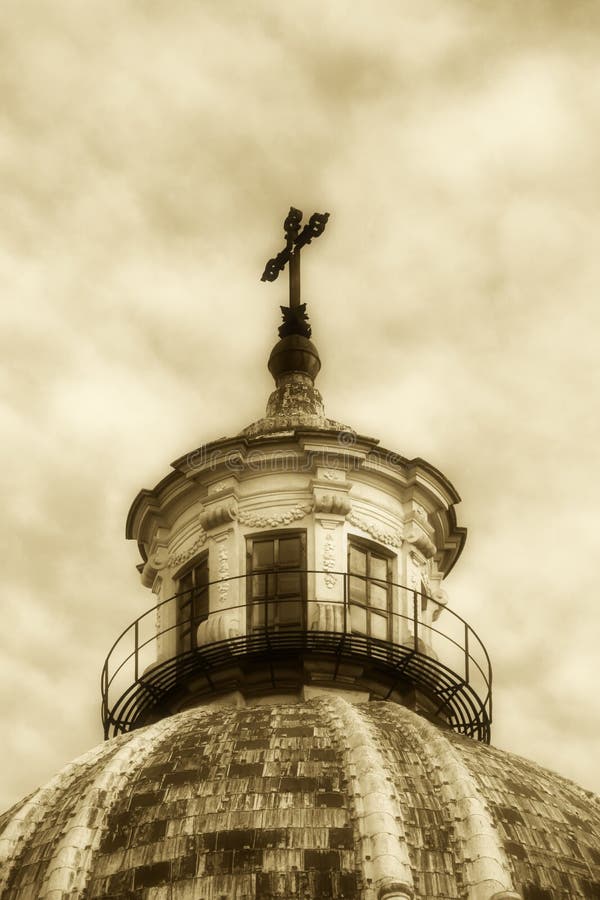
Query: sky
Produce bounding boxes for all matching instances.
[1,0,600,811]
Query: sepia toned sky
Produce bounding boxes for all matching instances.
[2,1,600,811]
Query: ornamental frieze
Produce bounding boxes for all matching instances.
[167,529,208,569]
[237,504,313,528]
[346,511,403,549]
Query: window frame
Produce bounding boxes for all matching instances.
[176,551,210,653]
[245,530,307,634]
[347,536,394,642]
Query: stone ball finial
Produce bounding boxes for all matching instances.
[268,333,322,384]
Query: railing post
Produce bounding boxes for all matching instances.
[413,591,419,652]
[464,622,470,683]
[343,573,348,634]
[134,620,139,682]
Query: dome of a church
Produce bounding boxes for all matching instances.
[2,699,600,899]
[2,208,599,900]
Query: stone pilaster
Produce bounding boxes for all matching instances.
[197,527,243,646]
[310,469,352,632]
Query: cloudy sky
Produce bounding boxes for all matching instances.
[2,1,600,811]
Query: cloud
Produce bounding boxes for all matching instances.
[0,0,599,809]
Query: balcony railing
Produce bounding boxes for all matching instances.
[101,570,492,742]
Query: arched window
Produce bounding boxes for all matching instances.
[347,539,393,642]
[246,531,306,633]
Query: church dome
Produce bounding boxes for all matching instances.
[1,698,600,899]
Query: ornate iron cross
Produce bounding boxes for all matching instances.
[261,207,329,319]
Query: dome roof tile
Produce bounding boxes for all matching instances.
[1,699,599,900]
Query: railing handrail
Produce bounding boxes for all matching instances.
[101,568,492,739]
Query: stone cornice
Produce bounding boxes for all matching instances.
[126,427,466,577]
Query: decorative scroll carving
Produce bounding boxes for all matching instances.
[198,502,238,531]
[323,529,337,588]
[314,493,352,515]
[209,481,229,493]
[148,547,169,571]
[238,504,312,528]
[197,613,243,645]
[347,511,403,549]
[168,529,207,569]
[405,524,436,558]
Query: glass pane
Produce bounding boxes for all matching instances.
[180,571,193,591]
[349,575,366,603]
[278,537,301,566]
[251,602,265,629]
[370,583,388,612]
[253,541,274,568]
[193,590,209,620]
[370,613,387,641]
[252,574,266,597]
[350,604,367,635]
[278,599,301,626]
[277,572,301,596]
[370,555,388,581]
[349,546,367,575]
[180,628,191,652]
[179,594,192,614]
[195,564,209,588]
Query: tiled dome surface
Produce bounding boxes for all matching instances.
[1,698,599,900]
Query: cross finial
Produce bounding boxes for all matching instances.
[261,208,329,337]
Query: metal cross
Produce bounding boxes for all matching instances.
[261,207,329,308]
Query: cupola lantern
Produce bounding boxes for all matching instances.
[110,210,488,742]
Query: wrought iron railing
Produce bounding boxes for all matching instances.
[101,570,492,742]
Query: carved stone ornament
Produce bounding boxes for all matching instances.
[322,528,337,588]
[413,503,428,523]
[405,523,436,558]
[148,547,169,571]
[237,504,313,529]
[346,511,403,549]
[198,502,238,532]
[168,529,208,569]
[321,469,345,482]
[314,493,352,516]
[216,540,230,604]
[409,552,425,591]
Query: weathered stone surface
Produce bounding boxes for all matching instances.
[1,699,599,899]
